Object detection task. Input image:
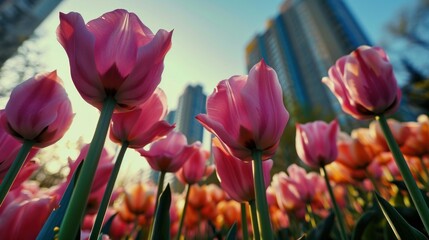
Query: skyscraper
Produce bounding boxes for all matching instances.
[156,85,206,191]
[245,0,371,129]
[0,0,63,67]
[174,84,206,144]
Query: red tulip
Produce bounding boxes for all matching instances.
[295,120,339,168]
[123,182,155,216]
[336,132,376,171]
[1,71,73,148]
[109,88,174,148]
[213,138,272,202]
[196,60,289,161]
[176,141,210,185]
[401,115,429,156]
[322,45,401,119]
[138,131,190,172]
[369,118,408,151]
[57,9,172,111]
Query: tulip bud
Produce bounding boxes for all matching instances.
[322,45,401,119]
[1,71,73,148]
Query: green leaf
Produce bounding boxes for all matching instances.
[36,161,83,240]
[374,192,428,240]
[135,228,145,240]
[277,228,290,239]
[351,210,380,240]
[225,222,237,240]
[99,212,118,236]
[307,212,335,240]
[150,184,171,240]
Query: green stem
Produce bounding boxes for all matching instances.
[377,114,429,233]
[321,165,348,240]
[0,140,33,205]
[249,200,260,240]
[90,141,129,240]
[252,150,272,239]
[148,171,166,238]
[176,184,191,240]
[59,97,116,239]
[241,202,249,240]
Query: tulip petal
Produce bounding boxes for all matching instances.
[88,9,153,78]
[176,142,208,184]
[213,138,272,202]
[196,114,250,160]
[128,121,175,149]
[57,12,103,106]
[242,60,289,149]
[117,30,173,107]
[323,45,401,119]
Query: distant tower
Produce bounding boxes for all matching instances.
[166,110,176,125]
[245,0,371,130]
[174,85,206,143]
[0,0,63,67]
[151,86,206,192]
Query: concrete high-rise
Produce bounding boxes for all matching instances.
[0,0,63,67]
[174,85,206,143]
[156,85,206,191]
[245,0,371,129]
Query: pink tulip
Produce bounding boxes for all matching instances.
[109,88,175,148]
[213,138,272,202]
[322,45,401,119]
[57,9,172,111]
[0,117,21,178]
[1,71,73,148]
[8,161,40,191]
[176,141,210,185]
[272,164,326,219]
[138,131,189,172]
[295,120,339,168]
[196,60,289,161]
[0,179,40,215]
[0,196,57,240]
[0,119,39,184]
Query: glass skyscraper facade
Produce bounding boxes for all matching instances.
[174,84,206,144]
[245,0,371,130]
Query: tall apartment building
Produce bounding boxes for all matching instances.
[245,0,371,130]
[0,0,62,67]
[174,84,206,144]
[152,85,206,191]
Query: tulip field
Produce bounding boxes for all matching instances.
[0,9,428,240]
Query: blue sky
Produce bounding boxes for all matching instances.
[28,0,414,146]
